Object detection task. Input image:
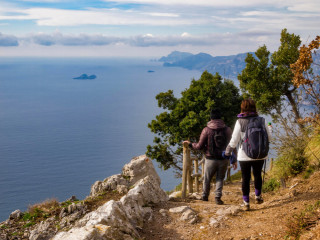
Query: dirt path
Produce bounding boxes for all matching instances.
[140,171,320,240]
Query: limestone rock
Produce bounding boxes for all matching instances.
[209,217,219,227]
[169,206,198,224]
[169,206,190,214]
[189,192,202,200]
[159,209,168,217]
[50,155,168,240]
[180,209,198,224]
[120,175,168,228]
[216,205,241,216]
[55,200,139,240]
[168,191,182,200]
[122,155,160,186]
[116,185,128,195]
[90,174,129,197]
[53,224,135,240]
[9,209,22,220]
[29,220,55,240]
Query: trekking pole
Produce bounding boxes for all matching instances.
[262,159,266,185]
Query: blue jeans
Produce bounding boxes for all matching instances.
[202,158,229,198]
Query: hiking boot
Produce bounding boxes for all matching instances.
[241,201,250,211]
[215,197,224,205]
[202,196,208,201]
[255,195,264,204]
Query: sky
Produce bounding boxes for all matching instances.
[0,0,319,58]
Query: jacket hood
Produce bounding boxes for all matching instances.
[207,119,226,129]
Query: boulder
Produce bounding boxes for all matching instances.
[9,209,22,220]
[116,185,128,195]
[169,206,198,224]
[53,224,135,240]
[29,219,56,240]
[216,205,241,216]
[54,200,139,240]
[53,155,168,240]
[122,155,160,186]
[120,175,168,228]
[169,206,190,214]
[168,191,182,200]
[181,208,198,224]
[90,174,129,197]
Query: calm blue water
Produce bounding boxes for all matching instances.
[0,57,202,221]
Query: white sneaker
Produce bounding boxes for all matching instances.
[241,201,250,211]
[255,195,264,204]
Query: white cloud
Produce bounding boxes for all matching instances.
[145,12,179,17]
[7,30,278,49]
[0,33,19,46]
[0,0,319,57]
[102,0,286,7]
[181,32,191,37]
[102,0,320,11]
[0,7,205,26]
[1,28,312,57]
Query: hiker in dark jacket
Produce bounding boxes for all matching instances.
[224,99,271,211]
[184,109,237,205]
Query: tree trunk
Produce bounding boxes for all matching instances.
[285,91,304,131]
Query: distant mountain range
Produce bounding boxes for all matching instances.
[159,51,320,80]
[159,51,252,80]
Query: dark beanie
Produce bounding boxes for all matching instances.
[210,109,221,120]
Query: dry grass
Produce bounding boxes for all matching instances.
[28,198,60,214]
[285,201,320,239]
[305,129,320,166]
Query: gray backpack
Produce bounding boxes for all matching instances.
[242,117,269,159]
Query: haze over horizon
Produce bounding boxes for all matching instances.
[0,0,319,58]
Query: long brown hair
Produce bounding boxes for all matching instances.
[240,99,257,113]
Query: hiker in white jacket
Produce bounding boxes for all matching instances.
[224,99,271,211]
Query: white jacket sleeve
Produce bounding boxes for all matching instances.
[226,120,241,153]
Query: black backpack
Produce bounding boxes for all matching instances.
[242,117,269,159]
[208,127,227,159]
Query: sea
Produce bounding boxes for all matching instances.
[0,57,203,221]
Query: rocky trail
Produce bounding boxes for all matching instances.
[1,156,320,240]
[140,171,320,240]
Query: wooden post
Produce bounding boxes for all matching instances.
[194,159,199,193]
[186,149,193,195]
[182,142,190,198]
[269,158,274,171]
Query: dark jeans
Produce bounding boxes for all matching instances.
[239,160,265,200]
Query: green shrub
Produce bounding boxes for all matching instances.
[230,171,242,181]
[272,134,308,181]
[23,222,36,228]
[262,178,280,192]
[302,165,316,179]
[175,183,182,191]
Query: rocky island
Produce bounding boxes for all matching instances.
[73,74,97,80]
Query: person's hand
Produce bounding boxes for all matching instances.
[183,140,190,144]
[230,152,237,164]
[232,161,238,170]
[222,151,230,159]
